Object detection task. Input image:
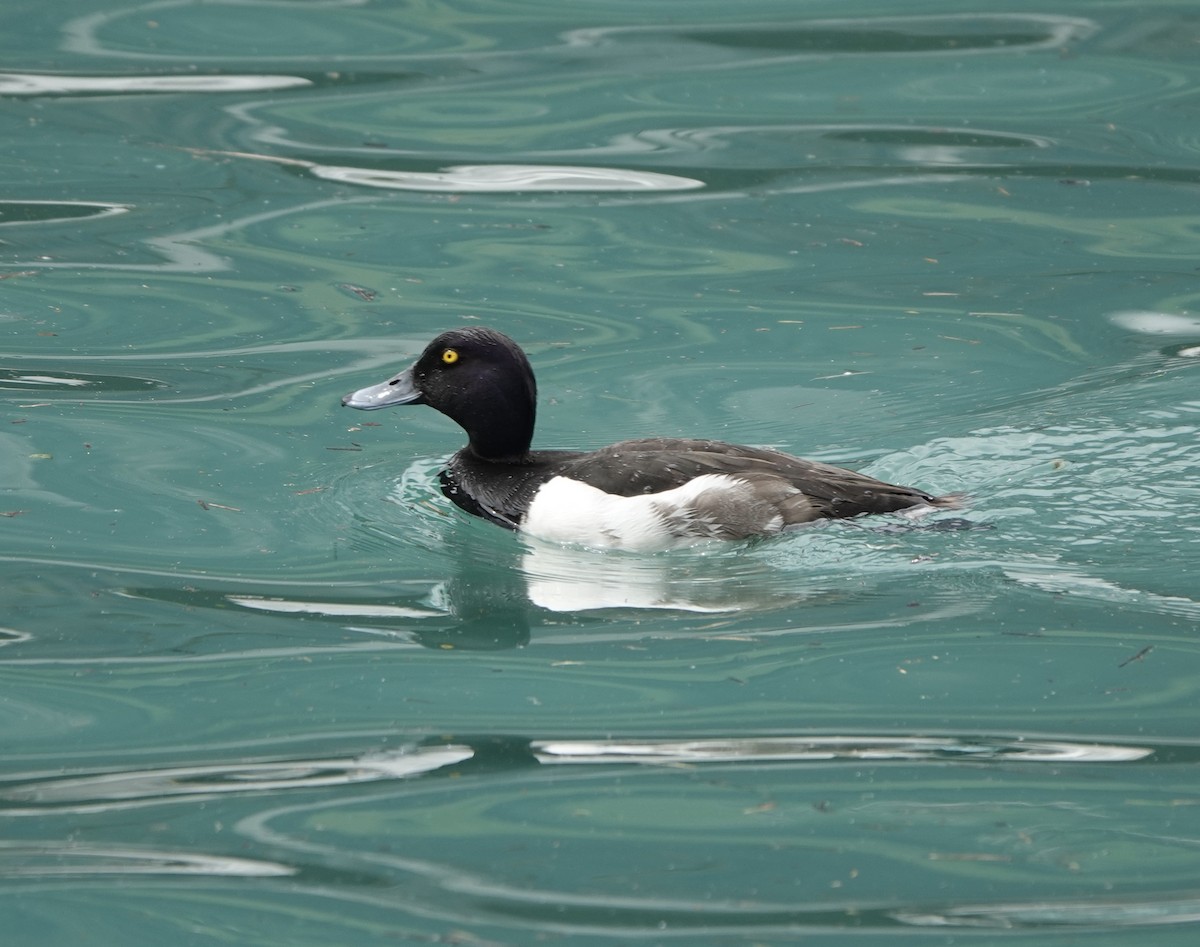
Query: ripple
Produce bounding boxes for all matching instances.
[896,895,1200,929]
[567,14,1098,58]
[60,1,481,61]
[0,369,166,394]
[4,194,368,272]
[1,745,472,811]
[0,339,402,403]
[0,200,129,226]
[0,842,292,878]
[854,191,1200,259]
[194,148,704,192]
[357,455,475,558]
[0,72,310,96]
[315,162,704,193]
[570,123,1054,166]
[0,628,32,648]
[5,3,1198,941]
[822,127,1047,149]
[532,735,1153,765]
[902,66,1118,104]
[228,732,1200,936]
[226,596,441,619]
[224,75,1057,170]
[1002,565,1200,621]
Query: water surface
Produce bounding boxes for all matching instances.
[3,1,1199,944]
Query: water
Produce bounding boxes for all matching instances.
[3,1,1199,943]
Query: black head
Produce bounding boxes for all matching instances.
[342,326,538,460]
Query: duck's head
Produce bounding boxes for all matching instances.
[342,326,538,460]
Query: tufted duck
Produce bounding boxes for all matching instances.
[342,326,960,550]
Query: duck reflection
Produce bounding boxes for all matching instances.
[517,539,803,614]
[120,536,816,652]
[384,538,811,649]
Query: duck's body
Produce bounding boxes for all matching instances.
[342,327,959,551]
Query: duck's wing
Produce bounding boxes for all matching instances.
[554,438,957,524]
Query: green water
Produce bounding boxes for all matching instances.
[3,1,1200,943]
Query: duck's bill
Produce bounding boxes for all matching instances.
[341,366,424,410]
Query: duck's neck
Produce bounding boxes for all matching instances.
[465,432,533,463]
[462,405,535,462]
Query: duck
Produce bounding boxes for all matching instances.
[341,326,961,551]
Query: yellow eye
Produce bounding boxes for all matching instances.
[441,348,459,365]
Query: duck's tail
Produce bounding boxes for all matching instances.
[893,491,969,522]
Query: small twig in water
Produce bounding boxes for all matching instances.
[1118,645,1153,668]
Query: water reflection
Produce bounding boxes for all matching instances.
[519,540,814,614]
[0,72,310,95]
[5,0,1197,941]
[0,842,293,878]
[8,194,371,272]
[1111,309,1200,336]
[566,14,1098,57]
[0,199,129,225]
[895,895,1200,929]
[210,728,1187,938]
[1,733,1151,814]
[0,628,32,648]
[191,148,704,192]
[532,735,1153,765]
[204,536,883,648]
[0,369,166,394]
[1,745,473,811]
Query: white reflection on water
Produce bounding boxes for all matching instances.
[0,628,32,648]
[227,596,441,619]
[0,72,310,95]
[1004,563,1200,621]
[2,735,1149,816]
[0,842,293,878]
[533,735,1152,765]
[0,199,129,225]
[0,840,290,878]
[1,745,473,811]
[896,895,1200,929]
[3,374,92,388]
[564,14,1099,57]
[1111,310,1200,336]
[195,148,704,192]
[313,162,704,192]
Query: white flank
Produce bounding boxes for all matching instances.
[521,474,748,552]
